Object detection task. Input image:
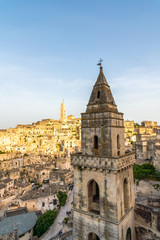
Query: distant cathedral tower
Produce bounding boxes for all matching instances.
[71,64,135,240]
[60,100,67,122]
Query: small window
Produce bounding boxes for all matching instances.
[97,91,100,99]
[42,202,45,207]
[94,136,98,150]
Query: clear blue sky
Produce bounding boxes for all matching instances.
[0,0,160,129]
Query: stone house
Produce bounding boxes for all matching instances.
[50,169,73,188]
[13,185,60,213]
[35,167,50,184]
[0,178,14,192]
[0,184,5,198]
[14,180,33,195]
[135,131,160,170]
[8,168,21,180]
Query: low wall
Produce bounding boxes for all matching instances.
[135,197,160,239]
[135,180,160,196]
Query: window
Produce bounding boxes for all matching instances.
[94,136,98,150]
[88,180,100,214]
[42,202,45,207]
[126,228,131,240]
[53,199,57,205]
[97,91,100,99]
[117,134,120,156]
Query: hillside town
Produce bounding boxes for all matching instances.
[0,70,160,239]
[0,95,160,240]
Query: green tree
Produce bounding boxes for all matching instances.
[134,122,140,128]
[0,150,6,154]
[133,163,160,180]
[57,191,67,206]
[34,209,57,237]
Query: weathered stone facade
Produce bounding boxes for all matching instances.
[135,196,160,239]
[135,130,160,169]
[71,66,135,239]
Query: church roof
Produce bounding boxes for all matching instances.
[0,212,37,237]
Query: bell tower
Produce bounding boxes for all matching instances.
[71,63,135,240]
[60,100,67,123]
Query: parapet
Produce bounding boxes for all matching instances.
[71,152,135,171]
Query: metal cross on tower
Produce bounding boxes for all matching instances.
[97,58,103,67]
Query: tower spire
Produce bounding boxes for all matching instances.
[60,100,67,122]
[86,63,118,113]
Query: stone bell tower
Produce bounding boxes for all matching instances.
[60,100,67,123]
[71,64,135,240]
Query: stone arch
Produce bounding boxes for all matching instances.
[124,178,130,210]
[88,232,100,240]
[88,179,100,214]
[94,135,98,150]
[97,91,100,99]
[126,227,131,240]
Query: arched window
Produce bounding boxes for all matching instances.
[88,180,100,214]
[94,136,98,150]
[124,178,129,210]
[88,233,100,240]
[117,134,120,156]
[97,91,100,99]
[126,228,131,240]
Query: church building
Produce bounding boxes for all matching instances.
[71,64,135,240]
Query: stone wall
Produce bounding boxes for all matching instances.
[135,180,160,196]
[0,230,18,240]
[135,196,160,240]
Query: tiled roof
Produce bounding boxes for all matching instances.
[0,212,37,237]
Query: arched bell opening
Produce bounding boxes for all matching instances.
[88,232,100,240]
[126,227,131,240]
[88,180,100,214]
[124,178,130,211]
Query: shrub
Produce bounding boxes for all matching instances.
[0,150,6,154]
[57,191,67,206]
[34,209,57,237]
[64,217,69,223]
[133,163,160,181]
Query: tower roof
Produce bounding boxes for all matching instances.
[86,66,118,113]
[95,66,109,86]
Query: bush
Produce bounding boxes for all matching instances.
[34,209,57,237]
[52,168,59,171]
[0,150,6,154]
[57,191,67,206]
[64,217,69,223]
[133,163,160,181]
[23,153,29,157]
